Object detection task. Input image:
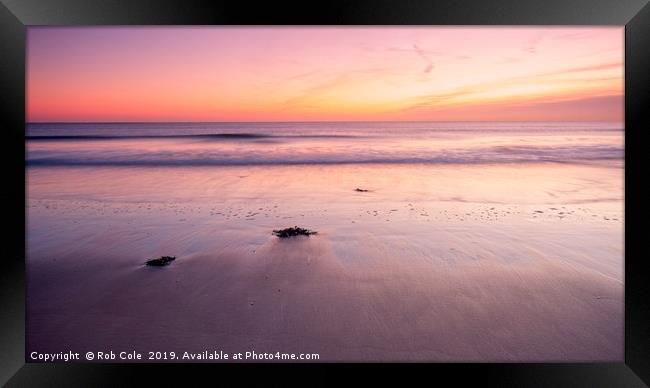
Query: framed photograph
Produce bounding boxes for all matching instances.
[1,0,649,386]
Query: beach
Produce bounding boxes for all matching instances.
[26,123,624,361]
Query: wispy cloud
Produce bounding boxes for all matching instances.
[417,94,624,121]
[523,32,545,54]
[278,66,398,109]
[413,44,435,73]
[398,61,622,114]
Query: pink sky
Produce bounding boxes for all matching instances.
[26,27,624,122]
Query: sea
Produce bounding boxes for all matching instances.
[26,121,623,167]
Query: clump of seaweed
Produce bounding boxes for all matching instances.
[354,188,371,192]
[145,256,176,266]
[272,226,317,238]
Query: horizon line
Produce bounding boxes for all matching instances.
[26,119,625,124]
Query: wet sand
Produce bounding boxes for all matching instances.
[26,162,623,361]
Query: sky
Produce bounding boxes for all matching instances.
[26,27,624,122]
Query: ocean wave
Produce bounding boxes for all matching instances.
[26,121,623,139]
[26,147,623,167]
[26,133,359,141]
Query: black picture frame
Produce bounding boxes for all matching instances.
[1,0,648,386]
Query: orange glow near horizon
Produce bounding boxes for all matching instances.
[27,27,623,122]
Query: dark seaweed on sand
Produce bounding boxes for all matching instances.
[272,226,317,238]
[145,256,176,266]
